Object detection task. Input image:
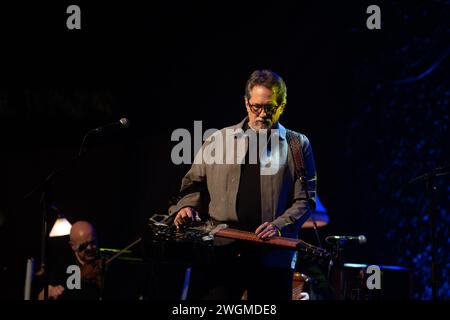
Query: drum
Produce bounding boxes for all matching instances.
[292,272,310,300]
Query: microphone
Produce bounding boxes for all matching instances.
[78,118,130,156]
[325,235,367,245]
[89,118,130,134]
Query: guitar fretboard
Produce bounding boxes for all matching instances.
[214,227,331,261]
[215,228,301,249]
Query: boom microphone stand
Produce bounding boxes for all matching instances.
[24,118,129,300]
[25,155,81,300]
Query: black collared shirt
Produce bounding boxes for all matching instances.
[236,123,265,232]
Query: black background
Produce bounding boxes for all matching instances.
[0,1,448,299]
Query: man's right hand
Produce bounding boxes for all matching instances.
[38,285,65,300]
[174,207,201,227]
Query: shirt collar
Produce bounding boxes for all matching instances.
[273,122,287,140]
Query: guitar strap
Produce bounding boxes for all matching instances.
[285,129,307,183]
[285,129,322,248]
[286,129,315,207]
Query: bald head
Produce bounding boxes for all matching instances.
[69,221,98,263]
[70,221,96,243]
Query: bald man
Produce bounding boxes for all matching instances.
[69,221,99,265]
[38,221,100,300]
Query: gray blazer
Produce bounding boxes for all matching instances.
[169,117,317,268]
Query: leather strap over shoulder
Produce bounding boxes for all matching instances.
[285,129,306,181]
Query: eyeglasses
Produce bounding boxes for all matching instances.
[75,240,96,253]
[247,102,280,115]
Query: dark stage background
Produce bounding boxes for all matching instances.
[0,1,448,299]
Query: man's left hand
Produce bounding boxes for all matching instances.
[255,222,281,240]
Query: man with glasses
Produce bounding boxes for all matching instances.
[170,69,317,300]
[69,221,99,266]
[37,221,101,300]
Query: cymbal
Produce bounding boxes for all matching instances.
[302,212,330,228]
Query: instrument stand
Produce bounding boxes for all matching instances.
[28,168,69,300]
[38,184,50,300]
[299,174,323,249]
[410,165,449,300]
[327,240,345,300]
[426,174,438,300]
